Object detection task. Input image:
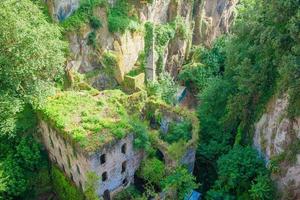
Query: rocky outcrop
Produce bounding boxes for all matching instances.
[51,0,238,88]
[66,7,144,88]
[165,0,194,77]
[46,0,79,21]
[193,0,238,46]
[254,94,300,199]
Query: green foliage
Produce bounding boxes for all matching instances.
[102,51,118,75]
[206,146,274,200]
[0,0,66,108]
[179,37,226,92]
[138,158,165,186]
[0,1,65,197]
[162,167,198,200]
[154,23,176,73]
[108,0,140,33]
[0,134,42,199]
[161,120,192,144]
[60,0,105,32]
[147,72,178,104]
[130,119,151,151]
[144,22,154,57]
[195,1,299,197]
[89,16,102,29]
[87,31,97,47]
[51,165,84,200]
[114,186,142,200]
[41,90,131,152]
[84,172,99,200]
[249,174,274,200]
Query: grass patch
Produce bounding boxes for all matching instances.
[41,90,132,152]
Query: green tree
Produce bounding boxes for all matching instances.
[147,72,178,104]
[206,146,273,200]
[0,0,66,199]
[162,167,198,200]
[0,0,66,135]
[139,158,165,186]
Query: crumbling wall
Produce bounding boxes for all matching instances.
[39,120,90,190]
[89,134,144,197]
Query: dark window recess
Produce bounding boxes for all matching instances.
[100,154,106,164]
[122,178,128,186]
[121,161,127,174]
[121,143,127,154]
[76,165,81,174]
[102,172,108,182]
[59,148,62,157]
[49,135,54,148]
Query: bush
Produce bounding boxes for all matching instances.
[138,158,165,186]
[146,72,178,105]
[114,186,142,200]
[87,31,97,47]
[161,120,192,144]
[89,16,102,30]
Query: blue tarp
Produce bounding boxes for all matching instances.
[184,190,201,200]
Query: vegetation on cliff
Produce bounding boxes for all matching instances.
[0,0,299,199]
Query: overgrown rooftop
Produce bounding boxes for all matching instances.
[40,90,131,152]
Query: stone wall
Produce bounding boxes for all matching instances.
[39,120,90,190]
[89,134,144,197]
[40,120,144,199]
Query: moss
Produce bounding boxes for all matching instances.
[40,90,132,152]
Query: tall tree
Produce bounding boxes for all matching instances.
[0,0,66,198]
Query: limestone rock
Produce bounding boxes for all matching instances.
[254,94,300,199]
[193,0,238,46]
[46,0,79,21]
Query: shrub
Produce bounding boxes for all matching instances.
[138,158,165,186]
[87,31,97,47]
[89,16,102,30]
[161,120,192,144]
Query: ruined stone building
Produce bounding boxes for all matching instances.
[38,90,199,199]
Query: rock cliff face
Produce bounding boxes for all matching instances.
[254,95,300,199]
[48,0,238,89]
[193,0,238,46]
[46,0,79,21]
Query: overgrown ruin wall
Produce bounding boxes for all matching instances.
[40,118,144,198]
[90,134,144,197]
[39,120,90,190]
